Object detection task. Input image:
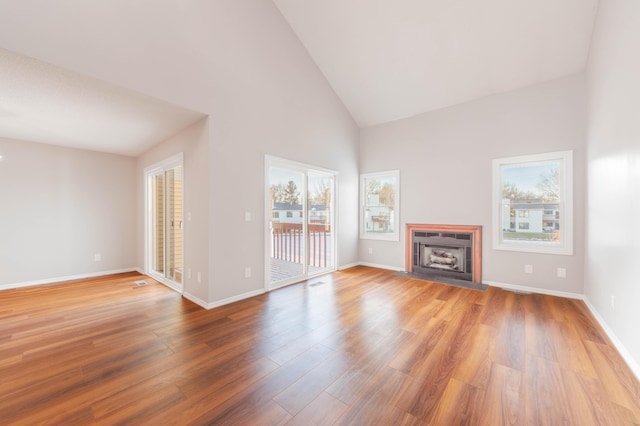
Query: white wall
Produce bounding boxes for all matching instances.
[135,118,210,303]
[0,138,136,287]
[0,1,359,303]
[360,75,587,294]
[585,0,640,374]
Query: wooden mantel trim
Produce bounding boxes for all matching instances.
[405,223,482,283]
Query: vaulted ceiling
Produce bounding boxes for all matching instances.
[0,49,205,157]
[0,1,600,156]
[273,0,600,127]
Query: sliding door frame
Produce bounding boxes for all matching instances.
[264,155,338,291]
[144,152,184,293]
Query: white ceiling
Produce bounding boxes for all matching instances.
[0,2,599,155]
[273,0,600,127]
[0,48,205,157]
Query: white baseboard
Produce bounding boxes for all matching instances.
[181,291,210,309]
[338,262,360,270]
[485,279,640,381]
[0,268,140,292]
[582,298,640,382]
[357,262,404,272]
[184,288,266,310]
[483,279,583,299]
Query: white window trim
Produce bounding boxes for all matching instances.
[492,150,573,255]
[360,170,400,241]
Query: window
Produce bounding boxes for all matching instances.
[286,211,293,218]
[493,151,573,255]
[360,170,400,241]
[299,212,303,218]
[272,212,279,219]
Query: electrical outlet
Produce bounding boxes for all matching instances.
[245,211,251,222]
[368,248,373,255]
[94,254,101,262]
[188,268,192,279]
[197,272,202,283]
[245,267,251,278]
[524,264,533,274]
[611,295,615,310]
[557,267,566,278]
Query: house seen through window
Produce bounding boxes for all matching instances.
[360,170,400,241]
[493,151,573,255]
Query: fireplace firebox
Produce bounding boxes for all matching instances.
[405,224,482,283]
[413,231,472,281]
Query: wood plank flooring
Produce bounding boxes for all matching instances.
[1,266,639,425]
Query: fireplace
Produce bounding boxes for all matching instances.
[405,224,482,283]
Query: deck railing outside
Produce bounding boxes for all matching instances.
[271,222,331,268]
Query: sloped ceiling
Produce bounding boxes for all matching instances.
[0,48,205,157]
[0,1,600,156]
[273,0,599,127]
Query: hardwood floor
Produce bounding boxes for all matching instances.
[1,267,639,425]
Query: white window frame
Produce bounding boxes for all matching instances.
[492,150,573,255]
[360,170,400,241]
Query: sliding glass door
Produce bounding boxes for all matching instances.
[146,154,183,291]
[266,156,336,290]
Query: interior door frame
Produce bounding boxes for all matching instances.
[264,155,338,291]
[144,152,184,293]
